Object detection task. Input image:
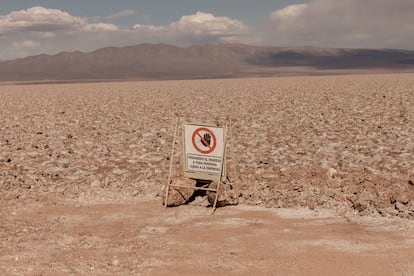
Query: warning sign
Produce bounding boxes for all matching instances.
[184,124,225,181]
[192,127,217,154]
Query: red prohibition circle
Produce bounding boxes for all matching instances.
[192,127,217,154]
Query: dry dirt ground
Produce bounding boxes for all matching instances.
[1,197,413,275]
[1,73,414,275]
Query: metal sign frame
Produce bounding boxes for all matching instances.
[164,114,231,213]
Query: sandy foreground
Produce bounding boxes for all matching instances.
[0,74,413,275]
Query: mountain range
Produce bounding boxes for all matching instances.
[1,43,414,82]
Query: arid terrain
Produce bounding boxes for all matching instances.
[1,74,413,274]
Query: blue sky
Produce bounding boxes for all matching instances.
[0,0,413,59]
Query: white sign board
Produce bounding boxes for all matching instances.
[184,123,225,181]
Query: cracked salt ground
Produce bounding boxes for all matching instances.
[0,74,413,216]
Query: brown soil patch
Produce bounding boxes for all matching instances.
[1,197,413,275]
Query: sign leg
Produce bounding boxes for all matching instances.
[164,115,179,207]
[212,122,227,214]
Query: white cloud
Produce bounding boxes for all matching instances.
[12,40,39,48]
[265,0,414,49]
[171,11,248,37]
[0,6,85,33]
[0,8,249,60]
[270,4,308,22]
[37,31,56,38]
[107,9,137,20]
[0,6,119,34]
[83,23,118,32]
[0,6,126,59]
[132,24,166,32]
[131,11,249,45]
[133,11,248,39]
[0,7,247,40]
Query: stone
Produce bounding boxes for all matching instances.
[317,195,329,206]
[392,184,412,205]
[348,184,362,195]
[112,258,120,266]
[327,168,338,179]
[396,193,410,205]
[353,191,372,213]
[206,181,239,207]
[395,202,407,212]
[162,177,196,207]
[90,180,101,188]
[354,202,367,213]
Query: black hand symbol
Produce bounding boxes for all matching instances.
[202,133,211,147]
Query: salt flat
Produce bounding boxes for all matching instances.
[1,74,413,216]
[0,74,413,274]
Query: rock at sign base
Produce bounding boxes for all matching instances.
[163,177,196,207]
[207,181,239,207]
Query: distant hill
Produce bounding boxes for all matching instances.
[1,43,414,81]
